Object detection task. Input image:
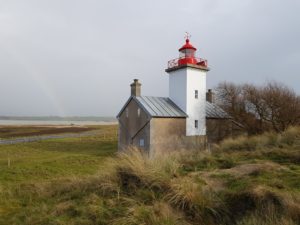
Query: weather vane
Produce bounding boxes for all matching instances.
[184,32,191,40]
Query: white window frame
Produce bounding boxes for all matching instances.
[139,138,145,147]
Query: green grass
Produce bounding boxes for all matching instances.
[0,126,300,225]
[0,140,115,183]
[0,125,117,224]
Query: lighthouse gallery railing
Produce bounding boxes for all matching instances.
[167,57,208,69]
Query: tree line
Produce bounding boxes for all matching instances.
[216,81,300,134]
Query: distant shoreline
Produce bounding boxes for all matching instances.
[0,117,117,126]
[0,116,116,121]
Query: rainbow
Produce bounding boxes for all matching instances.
[3,44,66,116]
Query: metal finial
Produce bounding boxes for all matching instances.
[184,32,191,40]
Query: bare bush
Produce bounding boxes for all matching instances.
[216,81,300,133]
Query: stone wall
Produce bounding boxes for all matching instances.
[118,99,151,151]
[150,118,185,156]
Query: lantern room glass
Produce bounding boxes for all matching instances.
[179,49,195,58]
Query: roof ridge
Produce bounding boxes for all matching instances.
[138,95,168,98]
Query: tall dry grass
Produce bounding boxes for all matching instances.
[112,201,190,225]
[219,126,300,151]
[6,128,300,225]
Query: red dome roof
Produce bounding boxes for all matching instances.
[179,39,197,51]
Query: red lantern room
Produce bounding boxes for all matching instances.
[167,33,208,69]
[178,38,198,65]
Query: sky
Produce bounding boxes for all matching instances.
[0,0,299,117]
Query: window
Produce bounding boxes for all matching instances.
[126,108,129,118]
[180,49,195,58]
[137,108,141,117]
[139,138,145,147]
[195,120,198,129]
[195,90,198,99]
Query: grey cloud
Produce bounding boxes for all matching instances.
[0,0,299,116]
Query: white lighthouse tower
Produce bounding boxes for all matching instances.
[166,35,209,136]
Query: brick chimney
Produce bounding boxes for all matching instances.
[206,89,215,103]
[130,79,141,97]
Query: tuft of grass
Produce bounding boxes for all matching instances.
[112,201,190,225]
[281,126,300,146]
[233,187,300,225]
[237,206,297,225]
[225,186,287,222]
[219,126,300,152]
[106,147,181,192]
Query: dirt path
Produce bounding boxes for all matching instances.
[0,130,100,145]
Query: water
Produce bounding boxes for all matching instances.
[0,119,117,126]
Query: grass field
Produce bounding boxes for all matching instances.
[0,125,117,224]
[0,125,300,225]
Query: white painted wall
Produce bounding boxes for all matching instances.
[168,67,206,136]
[169,70,187,112]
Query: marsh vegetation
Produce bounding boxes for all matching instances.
[0,125,299,225]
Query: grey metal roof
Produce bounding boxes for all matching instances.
[136,96,187,118]
[117,95,231,119]
[206,101,231,119]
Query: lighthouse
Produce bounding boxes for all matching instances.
[166,35,209,136]
[117,34,235,154]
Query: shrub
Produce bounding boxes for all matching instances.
[219,136,259,151]
[264,132,280,147]
[280,126,300,146]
